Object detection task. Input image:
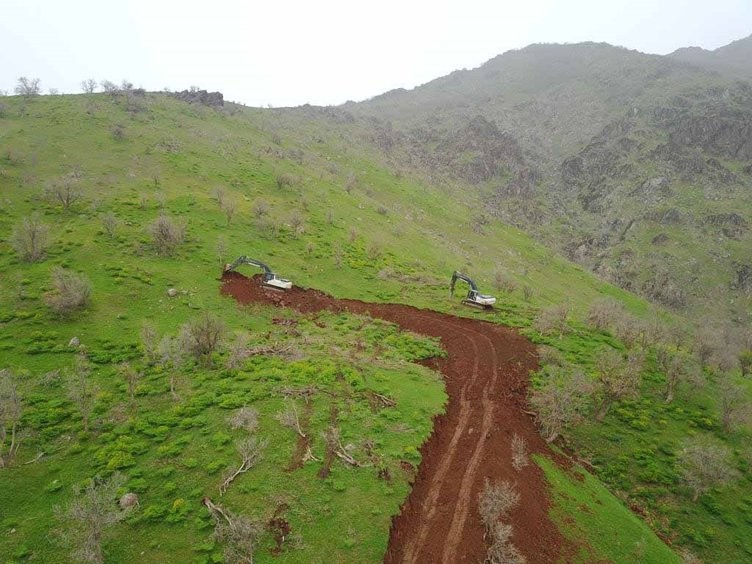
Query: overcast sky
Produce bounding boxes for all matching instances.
[1,0,750,107]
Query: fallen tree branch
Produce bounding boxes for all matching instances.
[23,451,45,465]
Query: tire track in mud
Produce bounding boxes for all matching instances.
[221,272,570,563]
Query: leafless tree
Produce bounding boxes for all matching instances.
[333,244,343,269]
[511,433,529,471]
[0,369,24,468]
[46,178,83,212]
[118,363,140,405]
[15,77,41,98]
[677,435,738,501]
[223,199,237,225]
[12,214,50,262]
[276,402,305,438]
[252,199,270,220]
[212,186,226,207]
[529,367,592,442]
[140,323,159,365]
[344,172,357,193]
[148,214,186,256]
[694,326,723,366]
[655,346,689,403]
[44,267,92,316]
[276,173,295,189]
[54,473,129,563]
[216,236,228,266]
[229,407,259,433]
[533,304,569,337]
[100,212,119,238]
[478,479,520,535]
[494,270,517,293]
[486,521,526,564]
[203,498,262,564]
[593,348,644,421]
[220,436,267,495]
[157,335,182,400]
[179,312,226,366]
[65,354,96,433]
[81,79,98,94]
[586,298,624,332]
[718,376,752,434]
[740,350,752,378]
[289,211,305,238]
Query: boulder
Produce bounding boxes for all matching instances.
[167,288,178,297]
[119,492,139,509]
[68,337,80,348]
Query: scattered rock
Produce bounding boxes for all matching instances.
[170,89,223,107]
[651,233,670,245]
[119,492,139,509]
[166,288,178,297]
[68,336,80,348]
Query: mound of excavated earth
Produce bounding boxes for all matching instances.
[221,272,572,563]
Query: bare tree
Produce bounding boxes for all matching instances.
[179,312,226,366]
[222,199,237,225]
[203,498,262,564]
[229,407,259,433]
[0,369,24,468]
[100,212,119,238]
[289,211,304,238]
[740,350,752,378]
[140,323,159,365]
[478,479,525,564]
[65,354,96,433]
[529,367,592,443]
[212,186,226,207]
[252,199,269,220]
[157,335,182,400]
[494,270,517,293]
[118,363,140,405]
[478,479,520,534]
[148,214,186,256]
[276,402,305,438]
[511,433,529,471]
[216,236,228,266]
[46,178,83,212]
[100,80,119,96]
[677,436,739,501]
[44,267,92,316]
[54,473,129,564]
[276,173,295,189]
[220,436,267,495]
[81,79,98,94]
[12,214,50,262]
[533,304,569,337]
[718,376,752,434]
[15,77,41,98]
[655,346,689,403]
[586,298,624,332]
[593,349,644,421]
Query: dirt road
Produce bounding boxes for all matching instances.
[221,272,568,563]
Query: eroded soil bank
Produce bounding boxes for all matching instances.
[221,272,570,563]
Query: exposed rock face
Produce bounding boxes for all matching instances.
[705,213,748,239]
[734,263,752,293]
[171,89,224,107]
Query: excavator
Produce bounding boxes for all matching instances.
[224,256,292,290]
[450,271,496,309]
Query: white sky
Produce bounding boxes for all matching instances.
[1,0,750,107]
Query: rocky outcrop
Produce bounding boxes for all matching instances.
[705,212,748,239]
[171,89,224,107]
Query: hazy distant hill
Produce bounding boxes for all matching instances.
[346,37,752,323]
[670,34,752,80]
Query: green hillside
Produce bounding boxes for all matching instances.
[0,90,749,563]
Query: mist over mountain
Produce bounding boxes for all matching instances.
[344,35,752,322]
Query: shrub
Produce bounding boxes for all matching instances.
[44,267,92,316]
[494,271,518,293]
[12,214,50,262]
[586,298,624,331]
[148,214,186,256]
[276,173,296,189]
[179,313,226,366]
[533,304,569,337]
[677,435,739,501]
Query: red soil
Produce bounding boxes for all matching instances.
[221,272,571,563]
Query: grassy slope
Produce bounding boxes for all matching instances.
[0,92,703,562]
